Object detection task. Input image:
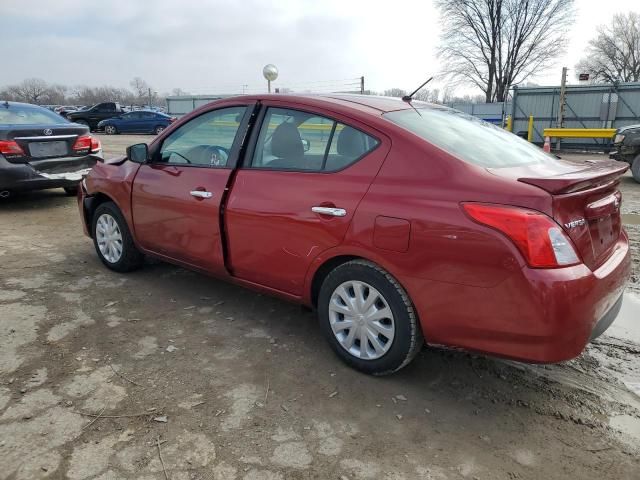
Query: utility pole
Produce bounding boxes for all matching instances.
[360,76,365,94]
[148,87,152,108]
[242,84,248,94]
[556,67,568,150]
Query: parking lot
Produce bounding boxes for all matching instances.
[1,135,640,479]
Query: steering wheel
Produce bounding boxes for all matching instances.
[186,145,230,166]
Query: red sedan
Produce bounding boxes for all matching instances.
[78,94,631,375]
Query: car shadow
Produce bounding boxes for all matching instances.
[0,188,73,212]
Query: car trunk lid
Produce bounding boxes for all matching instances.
[489,158,628,270]
[1,124,93,173]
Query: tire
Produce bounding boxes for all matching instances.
[154,125,165,135]
[317,260,423,375]
[91,201,144,272]
[63,186,78,196]
[632,154,640,183]
[104,125,117,135]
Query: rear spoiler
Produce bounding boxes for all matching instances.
[518,161,628,194]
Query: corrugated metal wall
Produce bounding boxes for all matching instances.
[166,95,232,116]
[451,82,640,150]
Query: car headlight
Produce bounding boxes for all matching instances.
[614,134,625,143]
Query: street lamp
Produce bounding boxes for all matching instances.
[263,64,278,93]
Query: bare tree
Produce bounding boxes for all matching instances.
[383,88,407,98]
[130,77,150,99]
[575,13,640,83]
[6,78,51,104]
[436,0,574,102]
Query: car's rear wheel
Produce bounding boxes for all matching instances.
[318,259,423,375]
[104,125,117,135]
[154,125,165,135]
[92,202,144,272]
[63,186,78,196]
[631,154,640,183]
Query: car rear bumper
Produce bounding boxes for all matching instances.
[408,232,631,363]
[0,153,100,192]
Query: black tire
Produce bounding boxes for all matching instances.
[318,259,423,375]
[91,201,144,272]
[632,154,640,183]
[154,125,165,135]
[63,186,78,196]
[104,125,118,135]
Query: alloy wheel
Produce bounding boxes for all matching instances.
[328,280,395,360]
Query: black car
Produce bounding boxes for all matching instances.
[609,124,640,182]
[0,101,102,197]
[66,102,125,131]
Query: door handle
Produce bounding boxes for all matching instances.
[190,190,213,199]
[311,206,347,217]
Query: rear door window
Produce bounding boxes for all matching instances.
[251,107,378,172]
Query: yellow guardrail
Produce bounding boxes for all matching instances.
[542,128,616,139]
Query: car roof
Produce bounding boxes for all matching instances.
[238,93,439,115]
[130,109,166,114]
[1,100,50,110]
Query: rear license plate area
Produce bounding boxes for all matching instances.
[590,214,619,258]
[28,141,68,158]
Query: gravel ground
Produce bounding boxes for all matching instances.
[1,139,639,479]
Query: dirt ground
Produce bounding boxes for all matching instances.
[1,137,640,480]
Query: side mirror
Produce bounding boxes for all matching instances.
[127,143,149,163]
[301,138,311,152]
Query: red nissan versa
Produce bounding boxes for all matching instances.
[77,94,631,375]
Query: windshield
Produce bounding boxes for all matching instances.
[384,107,556,168]
[0,104,67,125]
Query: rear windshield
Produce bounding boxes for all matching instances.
[0,104,67,125]
[384,107,555,168]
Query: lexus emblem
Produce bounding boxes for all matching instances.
[43,129,53,136]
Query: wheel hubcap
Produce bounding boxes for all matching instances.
[96,213,123,263]
[328,280,395,360]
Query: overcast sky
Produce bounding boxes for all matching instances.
[1,0,639,96]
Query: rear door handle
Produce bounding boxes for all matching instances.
[311,206,347,217]
[190,190,213,199]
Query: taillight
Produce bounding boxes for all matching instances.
[73,135,92,150]
[0,140,25,156]
[462,203,580,268]
[73,135,100,153]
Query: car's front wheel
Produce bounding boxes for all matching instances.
[632,154,640,183]
[104,125,117,135]
[318,259,423,375]
[92,202,144,272]
[154,125,165,135]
